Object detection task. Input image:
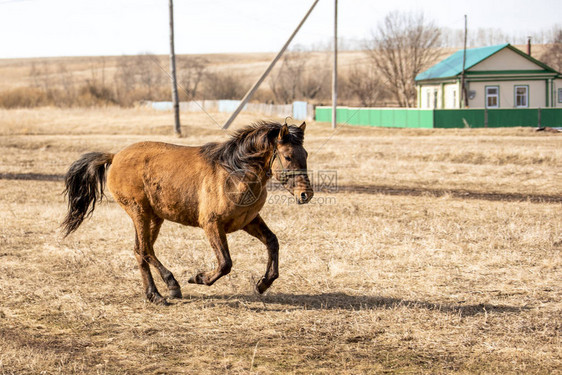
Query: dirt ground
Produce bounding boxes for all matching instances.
[0,108,560,374]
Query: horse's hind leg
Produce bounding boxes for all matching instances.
[243,215,279,294]
[130,211,180,304]
[132,224,166,304]
[146,216,182,299]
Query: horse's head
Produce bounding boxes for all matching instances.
[271,122,314,204]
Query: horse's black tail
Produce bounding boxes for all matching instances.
[62,152,114,237]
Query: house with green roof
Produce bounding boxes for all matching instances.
[415,43,562,109]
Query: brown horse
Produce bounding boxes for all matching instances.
[62,121,313,304]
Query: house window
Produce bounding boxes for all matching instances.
[426,90,431,108]
[558,88,562,103]
[433,89,438,109]
[486,86,499,108]
[515,85,528,108]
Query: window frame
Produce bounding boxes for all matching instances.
[514,85,529,108]
[558,88,562,104]
[485,85,500,109]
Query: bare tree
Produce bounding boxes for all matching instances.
[135,54,165,99]
[114,56,136,105]
[177,56,208,100]
[541,27,562,72]
[28,62,42,89]
[299,54,330,101]
[112,54,167,105]
[269,50,330,104]
[55,63,77,106]
[299,71,330,101]
[366,11,441,107]
[270,51,306,103]
[28,62,52,92]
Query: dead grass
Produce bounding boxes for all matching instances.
[0,52,370,93]
[0,107,561,374]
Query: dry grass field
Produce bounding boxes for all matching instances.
[0,107,560,374]
[0,51,364,92]
[0,45,545,91]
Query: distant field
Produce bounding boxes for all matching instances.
[0,51,364,92]
[0,45,544,92]
[0,107,560,374]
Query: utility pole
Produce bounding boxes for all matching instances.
[223,0,320,129]
[460,14,468,108]
[332,0,338,129]
[169,0,181,136]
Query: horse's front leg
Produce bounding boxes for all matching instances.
[243,215,279,294]
[188,222,232,286]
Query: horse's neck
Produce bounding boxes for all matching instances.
[251,162,273,186]
[241,153,274,190]
[231,141,274,184]
[259,149,276,183]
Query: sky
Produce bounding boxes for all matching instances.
[0,0,561,59]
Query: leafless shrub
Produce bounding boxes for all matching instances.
[299,69,330,102]
[270,52,306,103]
[27,61,55,93]
[0,87,50,108]
[270,50,330,104]
[126,54,167,100]
[57,63,75,96]
[113,54,169,105]
[341,66,389,107]
[202,70,248,100]
[76,83,117,106]
[114,56,137,104]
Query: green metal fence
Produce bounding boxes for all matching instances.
[315,106,562,128]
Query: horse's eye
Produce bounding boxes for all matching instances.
[284,155,292,162]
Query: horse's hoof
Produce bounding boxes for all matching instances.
[169,288,182,299]
[147,293,169,305]
[255,278,269,294]
[188,274,204,284]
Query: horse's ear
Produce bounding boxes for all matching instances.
[278,124,289,140]
[299,122,306,132]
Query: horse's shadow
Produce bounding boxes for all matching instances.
[180,292,527,316]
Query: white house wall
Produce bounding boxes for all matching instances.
[554,79,562,108]
[467,80,546,108]
[469,48,539,71]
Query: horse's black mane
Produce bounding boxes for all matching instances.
[200,121,304,173]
